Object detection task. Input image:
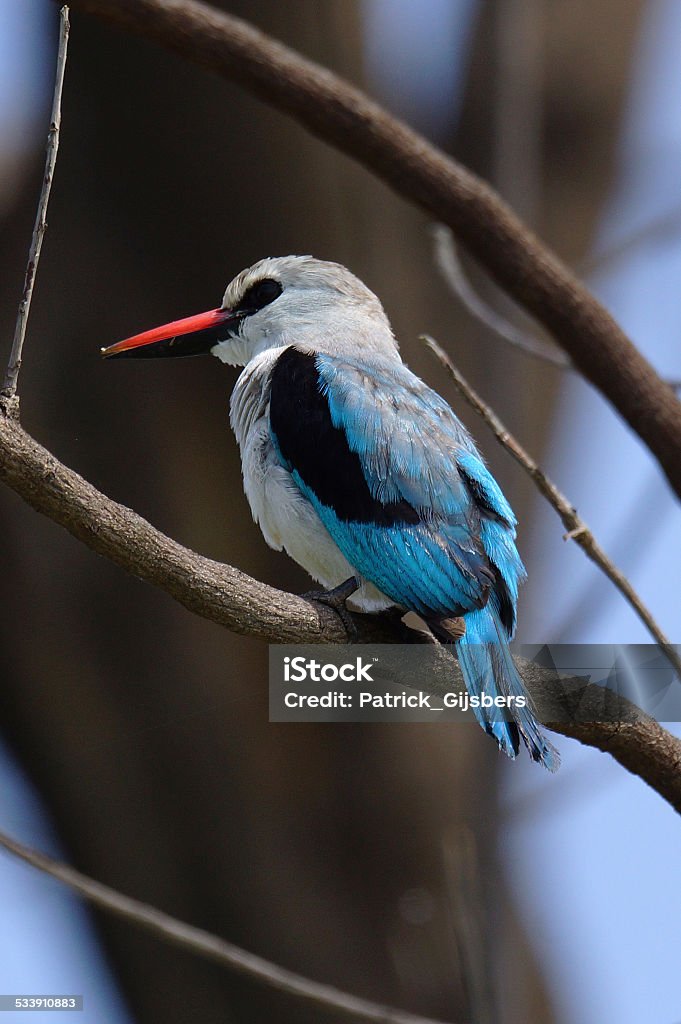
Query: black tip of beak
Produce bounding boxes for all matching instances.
[100,307,237,360]
[101,333,218,360]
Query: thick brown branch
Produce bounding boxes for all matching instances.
[559,719,681,800]
[68,0,681,499]
[2,403,681,812]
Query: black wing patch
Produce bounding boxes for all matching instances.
[490,573,515,635]
[458,463,516,633]
[459,466,511,526]
[269,347,420,526]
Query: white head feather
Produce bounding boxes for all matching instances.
[211,255,400,366]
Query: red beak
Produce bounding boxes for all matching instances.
[101,307,236,359]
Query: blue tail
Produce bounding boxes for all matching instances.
[433,605,560,771]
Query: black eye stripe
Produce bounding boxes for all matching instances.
[239,278,282,314]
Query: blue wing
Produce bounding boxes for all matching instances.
[268,346,558,769]
[268,346,524,625]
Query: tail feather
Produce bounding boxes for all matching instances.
[431,606,560,772]
[457,629,521,760]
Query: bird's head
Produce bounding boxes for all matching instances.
[101,256,398,366]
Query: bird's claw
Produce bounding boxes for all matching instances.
[302,576,360,642]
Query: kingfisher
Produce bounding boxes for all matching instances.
[102,256,559,770]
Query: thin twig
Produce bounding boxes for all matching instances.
[432,226,681,391]
[1,6,70,399]
[0,829,454,1024]
[422,333,681,682]
[68,0,681,500]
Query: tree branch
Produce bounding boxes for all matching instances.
[1,6,69,398]
[0,828,454,1024]
[2,404,681,812]
[67,0,681,501]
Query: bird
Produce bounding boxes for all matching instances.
[102,255,559,770]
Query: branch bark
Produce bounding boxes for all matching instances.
[2,402,681,813]
[67,0,681,500]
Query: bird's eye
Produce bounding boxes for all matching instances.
[242,278,282,313]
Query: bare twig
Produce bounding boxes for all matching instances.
[422,333,681,683]
[0,828,454,1024]
[2,407,681,811]
[1,7,69,399]
[67,0,681,500]
[432,226,681,391]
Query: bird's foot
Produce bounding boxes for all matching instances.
[302,576,360,642]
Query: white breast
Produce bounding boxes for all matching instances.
[229,349,393,612]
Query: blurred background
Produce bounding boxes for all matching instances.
[1,1,680,1022]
